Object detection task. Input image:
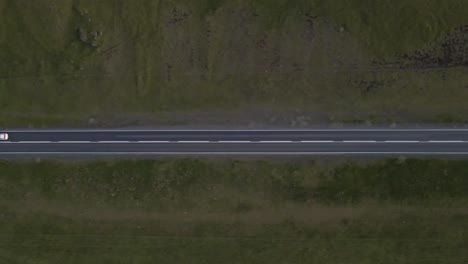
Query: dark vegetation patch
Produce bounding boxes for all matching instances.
[378,25,468,68]
[1,158,468,208]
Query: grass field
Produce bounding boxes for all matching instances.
[1,158,468,263]
[0,0,467,127]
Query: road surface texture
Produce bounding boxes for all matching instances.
[2,129,468,156]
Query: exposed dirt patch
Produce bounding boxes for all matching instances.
[381,25,468,68]
[2,198,368,226]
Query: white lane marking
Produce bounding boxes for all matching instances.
[18,141,93,143]
[384,140,420,143]
[96,141,131,143]
[2,141,90,144]
[59,141,93,143]
[177,141,211,143]
[135,141,170,143]
[428,140,464,143]
[7,129,468,132]
[3,140,468,144]
[5,141,181,144]
[16,141,52,143]
[10,141,91,144]
[301,140,335,143]
[259,141,293,143]
[3,152,468,155]
[342,140,377,143]
[217,141,252,143]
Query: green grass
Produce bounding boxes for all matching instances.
[315,159,468,203]
[0,0,467,127]
[1,158,468,263]
[3,159,468,207]
[314,0,468,57]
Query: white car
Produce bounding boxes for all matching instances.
[0,133,9,141]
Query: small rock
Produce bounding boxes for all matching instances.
[397,156,407,163]
[331,122,344,128]
[78,28,87,42]
[297,116,309,126]
[88,117,96,125]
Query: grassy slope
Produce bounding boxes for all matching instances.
[1,159,468,263]
[0,0,467,127]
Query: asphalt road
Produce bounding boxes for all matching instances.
[2,129,468,156]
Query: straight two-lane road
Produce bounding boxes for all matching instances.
[2,129,468,156]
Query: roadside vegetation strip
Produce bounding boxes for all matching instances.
[2,158,468,206]
[1,158,468,263]
[1,1,467,127]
